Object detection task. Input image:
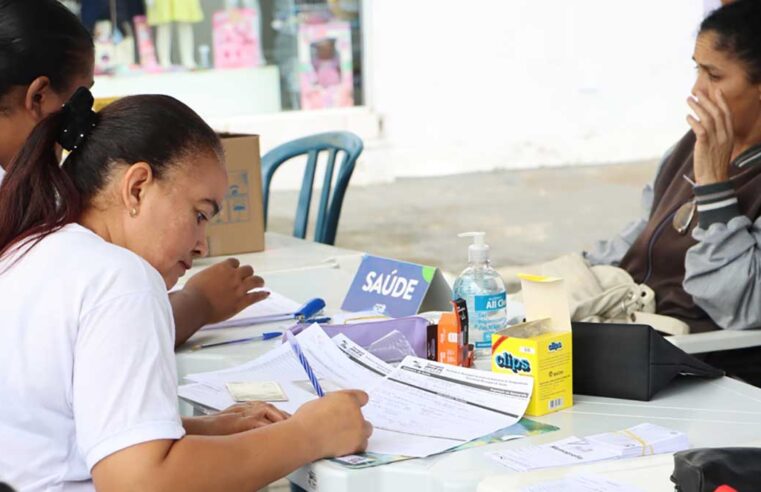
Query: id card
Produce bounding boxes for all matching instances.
[225,381,288,402]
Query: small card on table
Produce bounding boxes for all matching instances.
[225,381,288,402]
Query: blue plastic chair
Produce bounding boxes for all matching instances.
[261,131,363,245]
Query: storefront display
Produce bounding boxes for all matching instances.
[298,21,353,109]
[147,0,204,69]
[213,8,263,69]
[62,0,364,113]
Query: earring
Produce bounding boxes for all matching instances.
[129,207,138,217]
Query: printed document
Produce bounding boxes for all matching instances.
[181,324,533,457]
[488,423,689,471]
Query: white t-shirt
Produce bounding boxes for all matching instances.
[0,224,185,491]
[0,165,5,185]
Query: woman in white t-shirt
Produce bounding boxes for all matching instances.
[0,0,266,348]
[0,89,372,490]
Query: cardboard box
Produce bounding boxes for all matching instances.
[206,134,265,256]
[491,275,573,416]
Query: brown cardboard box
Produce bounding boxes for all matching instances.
[206,134,265,256]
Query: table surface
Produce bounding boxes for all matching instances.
[668,328,761,354]
[289,376,761,492]
[183,232,363,279]
[176,236,761,492]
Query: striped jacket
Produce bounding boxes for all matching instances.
[587,131,761,333]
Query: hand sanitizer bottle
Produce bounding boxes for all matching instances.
[452,232,507,358]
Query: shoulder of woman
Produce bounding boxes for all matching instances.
[50,224,167,299]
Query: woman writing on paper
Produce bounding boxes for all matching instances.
[0,0,261,347]
[0,89,373,490]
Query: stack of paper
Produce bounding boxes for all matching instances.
[488,423,688,472]
[586,423,689,459]
[180,324,534,458]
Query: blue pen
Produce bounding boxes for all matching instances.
[190,331,282,351]
[203,298,326,330]
[285,330,325,397]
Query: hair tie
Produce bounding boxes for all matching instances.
[57,86,96,152]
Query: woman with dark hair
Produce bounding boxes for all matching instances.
[0,0,267,347]
[0,90,371,490]
[587,0,761,381]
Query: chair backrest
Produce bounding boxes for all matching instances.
[261,131,363,245]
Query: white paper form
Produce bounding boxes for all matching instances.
[182,325,535,458]
[488,436,621,472]
[521,474,645,492]
[178,382,236,412]
[361,357,533,457]
[185,342,313,413]
[488,423,690,472]
[201,290,302,330]
[586,423,688,458]
[184,325,390,414]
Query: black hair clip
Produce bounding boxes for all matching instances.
[57,86,97,152]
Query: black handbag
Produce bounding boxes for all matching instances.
[572,321,724,400]
[671,447,761,491]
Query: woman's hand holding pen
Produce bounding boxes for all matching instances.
[291,390,374,459]
[687,88,735,185]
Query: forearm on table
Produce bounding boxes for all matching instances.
[169,288,211,348]
[181,416,215,436]
[95,420,318,492]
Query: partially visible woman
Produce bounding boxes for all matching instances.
[587,0,761,381]
[0,90,371,490]
[0,0,264,346]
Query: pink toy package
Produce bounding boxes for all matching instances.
[133,15,161,72]
[298,21,354,110]
[213,8,262,69]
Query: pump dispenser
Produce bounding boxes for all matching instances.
[452,232,507,358]
[460,232,489,264]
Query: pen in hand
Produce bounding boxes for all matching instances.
[286,330,325,397]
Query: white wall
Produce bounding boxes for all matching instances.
[362,0,705,178]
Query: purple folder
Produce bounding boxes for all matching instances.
[288,316,431,360]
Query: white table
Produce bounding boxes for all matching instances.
[183,232,364,279]
[288,376,761,492]
[669,329,761,354]
[176,238,761,491]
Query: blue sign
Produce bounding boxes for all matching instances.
[341,255,451,318]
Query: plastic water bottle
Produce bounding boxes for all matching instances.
[452,232,507,358]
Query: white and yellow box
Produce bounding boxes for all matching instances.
[491,274,572,416]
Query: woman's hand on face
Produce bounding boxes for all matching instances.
[686,88,734,185]
[186,402,291,436]
[183,258,269,325]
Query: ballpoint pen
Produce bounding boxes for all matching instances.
[203,297,326,330]
[191,331,283,351]
[285,330,325,397]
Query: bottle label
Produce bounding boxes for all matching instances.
[474,293,507,311]
[471,292,507,349]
